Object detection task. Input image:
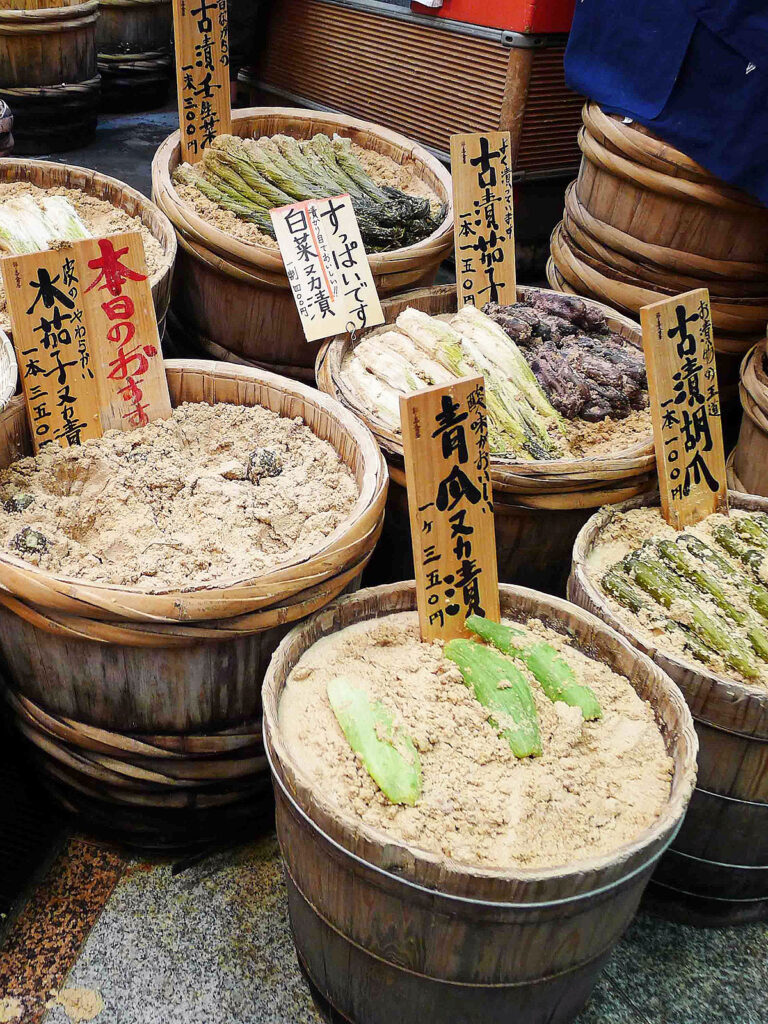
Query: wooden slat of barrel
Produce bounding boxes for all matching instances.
[568,492,768,923]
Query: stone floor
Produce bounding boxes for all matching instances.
[0,832,758,1024]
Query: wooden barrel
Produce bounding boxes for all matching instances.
[0,0,99,153]
[151,107,454,381]
[0,158,177,339]
[96,0,172,112]
[0,358,386,845]
[0,99,13,155]
[569,492,768,925]
[262,581,697,1024]
[317,284,656,594]
[732,340,768,497]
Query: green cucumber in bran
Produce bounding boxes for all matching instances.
[327,677,421,806]
[465,615,602,721]
[444,639,542,758]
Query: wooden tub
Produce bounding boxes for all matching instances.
[262,581,697,1024]
[151,107,454,382]
[316,284,656,595]
[0,158,177,337]
[569,492,768,925]
[0,0,99,153]
[96,0,173,111]
[0,359,387,844]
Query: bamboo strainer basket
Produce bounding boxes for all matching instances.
[0,329,17,411]
[0,359,388,627]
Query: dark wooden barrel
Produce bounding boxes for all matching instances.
[0,0,99,154]
[569,492,768,925]
[262,582,696,1024]
[96,0,173,112]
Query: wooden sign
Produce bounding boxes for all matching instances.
[401,376,500,641]
[271,194,384,343]
[172,0,232,164]
[1,248,102,452]
[450,131,516,309]
[640,288,728,529]
[76,232,171,432]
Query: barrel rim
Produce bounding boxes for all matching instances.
[262,580,698,900]
[150,105,454,273]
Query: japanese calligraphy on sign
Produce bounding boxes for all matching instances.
[450,131,516,309]
[271,194,384,343]
[76,232,171,432]
[172,0,231,164]
[401,376,500,641]
[640,288,728,529]
[1,249,102,453]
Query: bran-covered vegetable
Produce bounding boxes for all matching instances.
[592,506,768,688]
[174,132,445,252]
[278,612,673,871]
[340,291,651,461]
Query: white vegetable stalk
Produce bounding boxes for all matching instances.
[0,195,91,254]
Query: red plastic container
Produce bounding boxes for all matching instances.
[410,0,576,34]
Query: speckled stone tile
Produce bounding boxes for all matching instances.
[0,837,126,1023]
[40,836,322,1024]
[602,912,767,1024]
[36,836,767,1024]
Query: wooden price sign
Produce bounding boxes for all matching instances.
[640,287,728,529]
[172,0,232,164]
[450,131,516,309]
[1,231,171,452]
[1,248,102,452]
[75,231,171,432]
[271,194,384,343]
[401,376,500,641]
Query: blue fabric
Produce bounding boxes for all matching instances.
[565,1,768,203]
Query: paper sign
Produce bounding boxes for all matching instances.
[450,131,516,309]
[172,0,232,164]
[400,376,500,641]
[640,288,728,529]
[76,232,171,432]
[271,194,384,343]
[1,248,102,452]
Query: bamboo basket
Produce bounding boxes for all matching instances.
[262,580,696,1024]
[569,492,768,924]
[151,107,454,380]
[0,98,12,156]
[0,158,177,337]
[96,0,172,112]
[0,360,388,626]
[732,340,768,496]
[317,284,656,593]
[0,329,17,411]
[0,0,99,153]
